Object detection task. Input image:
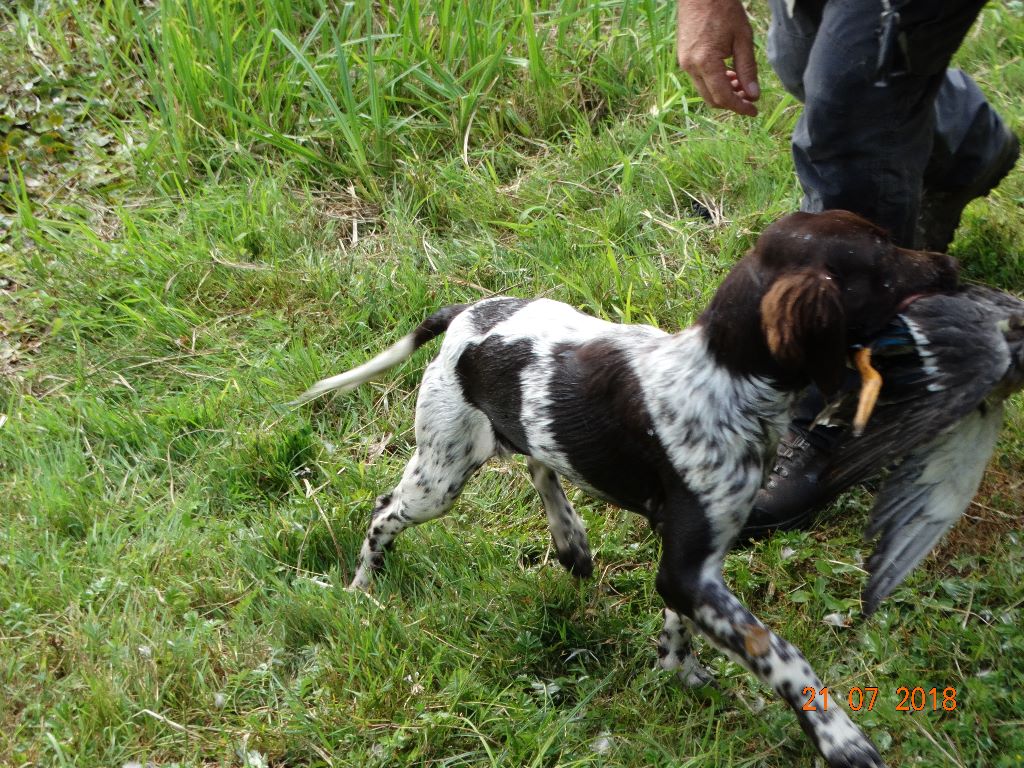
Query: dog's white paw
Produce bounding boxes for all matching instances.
[677,654,715,687]
[347,568,372,592]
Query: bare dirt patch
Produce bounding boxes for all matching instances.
[0,275,42,379]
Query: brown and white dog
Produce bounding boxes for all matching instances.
[292,210,957,767]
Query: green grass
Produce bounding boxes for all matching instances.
[1,1,1022,766]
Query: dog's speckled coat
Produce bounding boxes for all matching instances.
[294,211,959,768]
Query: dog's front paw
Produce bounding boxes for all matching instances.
[676,654,715,688]
[817,715,886,768]
[657,641,715,688]
[823,746,886,768]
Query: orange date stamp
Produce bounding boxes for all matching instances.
[799,686,958,712]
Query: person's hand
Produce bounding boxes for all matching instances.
[676,0,760,117]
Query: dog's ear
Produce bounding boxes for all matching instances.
[761,270,847,395]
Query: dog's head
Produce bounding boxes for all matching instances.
[703,210,959,394]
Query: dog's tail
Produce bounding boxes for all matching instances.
[288,304,470,406]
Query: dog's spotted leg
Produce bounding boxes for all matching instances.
[691,579,882,767]
[349,446,487,591]
[349,374,496,591]
[656,517,885,767]
[657,608,713,687]
[526,458,593,578]
[348,490,403,591]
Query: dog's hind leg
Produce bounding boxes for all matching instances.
[526,458,593,578]
[349,372,496,591]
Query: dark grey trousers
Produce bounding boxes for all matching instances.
[766,0,1012,248]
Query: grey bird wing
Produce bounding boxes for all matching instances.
[818,287,1018,495]
[813,286,1022,613]
[861,404,1004,615]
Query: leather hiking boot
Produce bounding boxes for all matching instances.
[918,129,1020,252]
[738,427,841,542]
